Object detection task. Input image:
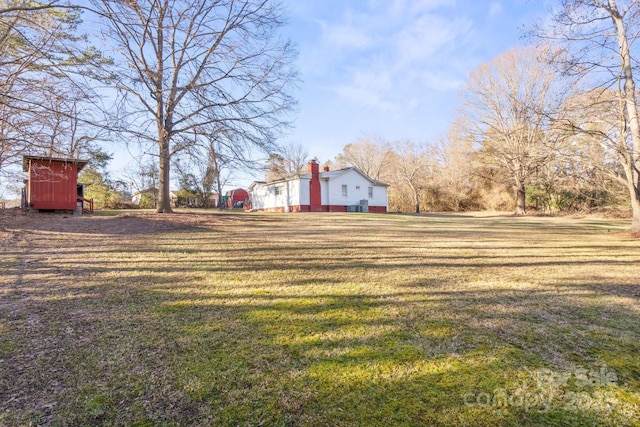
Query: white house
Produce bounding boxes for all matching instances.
[248,159,388,213]
[131,188,178,207]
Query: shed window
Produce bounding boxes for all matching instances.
[368,187,373,198]
[342,184,347,197]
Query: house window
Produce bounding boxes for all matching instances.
[274,186,282,196]
[355,185,360,190]
[342,184,347,197]
[368,187,373,198]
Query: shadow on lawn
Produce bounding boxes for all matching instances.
[1,214,639,426]
[138,284,640,426]
[3,287,638,426]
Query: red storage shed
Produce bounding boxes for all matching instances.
[23,156,89,212]
[226,188,249,209]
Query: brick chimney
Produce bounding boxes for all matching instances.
[308,159,319,175]
[323,166,330,172]
[308,159,321,211]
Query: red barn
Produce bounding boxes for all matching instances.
[23,156,89,212]
[225,188,249,209]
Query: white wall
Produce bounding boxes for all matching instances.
[323,169,387,207]
[250,179,302,211]
[249,169,387,211]
[369,184,388,208]
[287,179,301,210]
[299,177,310,205]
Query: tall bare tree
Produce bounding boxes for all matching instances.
[0,1,110,185]
[263,142,308,180]
[388,140,431,214]
[546,89,627,211]
[93,0,297,213]
[121,156,159,207]
[535,0,640,232]
[174,133,238,208]
[461,44,564,215]
[280,142,309,176]
[433,120,481,212]
[335,137,391,181]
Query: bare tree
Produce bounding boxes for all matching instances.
[121,156,159,206]
[174,134,237,208]
[461,44,564,215]
[281,142,309,176]
[263,142,308,180]
[335,137,392,181]
[0,1,110,184]
[93,0,297,213]
[534,0,640,231]
[388,140,431,214]
[433,120,481,211]
[541,89,627,212]
[0,1,71,14]
[31,80,108,159]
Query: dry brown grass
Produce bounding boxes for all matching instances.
[0,210,639,426]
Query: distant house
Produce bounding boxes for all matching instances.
[132,188,177,208]
[247,159,388,213]
[23,156,92,213]
[174,190,219,208]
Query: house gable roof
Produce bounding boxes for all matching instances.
[320,167,389,187]
[248,166,389,189]
[248,173,311,190]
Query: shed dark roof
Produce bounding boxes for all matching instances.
[23,156,89,172]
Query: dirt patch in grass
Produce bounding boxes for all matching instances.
[0,210,232,235]
[1,211,639,426]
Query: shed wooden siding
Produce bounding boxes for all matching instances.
[23,156,89,212]
[27,159,79,210]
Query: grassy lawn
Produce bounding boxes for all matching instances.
[1,211,639,426]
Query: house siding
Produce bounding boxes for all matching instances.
[299,178,310,205]
[250,179,302,212]
[323,169,387,208]
[248,164,388,213]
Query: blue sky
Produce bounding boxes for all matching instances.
[106,0,554,188]
[1,0,554,198]
[271,0,551,173]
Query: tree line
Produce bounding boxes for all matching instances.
[0,0,296,212]
[268,1,640,232]
[1,1,638,232]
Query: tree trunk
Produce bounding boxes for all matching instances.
[515,184,526,216]
[611,3,640,232]
[157,141,173,213]
[216,175,224,210]
[630,190,640,233]
[625,163,640,232]
[408,181,420,213]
